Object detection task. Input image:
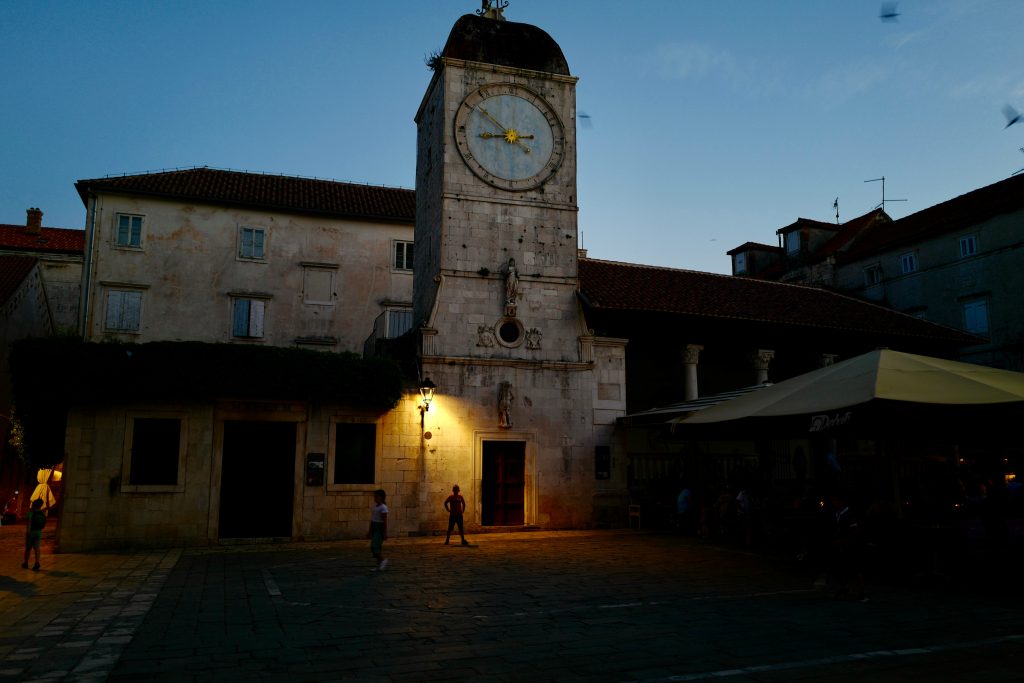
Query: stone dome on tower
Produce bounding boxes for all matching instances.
[440,13,570,75]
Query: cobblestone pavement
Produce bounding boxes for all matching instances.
[3,527,1024,682]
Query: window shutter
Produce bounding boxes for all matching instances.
[250,300,265,337]
[241,229,253,257]
[106,291,122,328]
[233,299,250,336]
[253,230,265,259]
[130,216,142,247]
[124,292,142,330]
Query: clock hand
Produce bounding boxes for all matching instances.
[476,106,508,133]
[479,132,535,140]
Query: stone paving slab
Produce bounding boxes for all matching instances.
[3,529,1024,681]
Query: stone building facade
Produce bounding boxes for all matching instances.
[51,9,980,551]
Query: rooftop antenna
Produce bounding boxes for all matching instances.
[833,197,839,224]
[864,176,907,212]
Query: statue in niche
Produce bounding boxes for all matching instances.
[504,258,519,317]
[498,381,514,429]
[525,327,542,350]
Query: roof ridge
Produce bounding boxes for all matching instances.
[80,165,414,192]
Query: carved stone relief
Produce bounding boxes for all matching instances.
[525,327,542,350]
[477,324,496,347]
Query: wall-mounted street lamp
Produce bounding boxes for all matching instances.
[419,378,436,412]
[418,378,436,431]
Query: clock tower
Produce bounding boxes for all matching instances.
[412,4,625,530]
[414,5,579,349]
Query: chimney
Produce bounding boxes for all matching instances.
[25,207,43,235]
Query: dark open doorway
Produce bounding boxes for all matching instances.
[219,420,296,538]
[481,440,525,526]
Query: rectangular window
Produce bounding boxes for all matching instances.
[733,252,747,275]
[333,422,377,484]
[863,264,883,286]
[785,232,800,255]
[232,298,265,338]
[899,252,918,274]
[115,214,143,248]
[963,299,989,335]
[105,290,143,331]
[386,307,413,338]
[239,227,266,260]
[129,418,182,485]
[959,235,978,258]
[303,267,335,304]
[394,241,413,270]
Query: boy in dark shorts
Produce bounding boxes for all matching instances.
[444,485,469,546]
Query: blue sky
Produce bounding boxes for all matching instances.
[2,0,1022,274]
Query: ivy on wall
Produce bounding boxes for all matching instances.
[10,338,406,468]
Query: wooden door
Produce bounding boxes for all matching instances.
[482,440,525,526]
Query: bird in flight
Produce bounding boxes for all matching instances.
[578,111,593,130]
[1004,105,1022,129]
[879,2,900,22]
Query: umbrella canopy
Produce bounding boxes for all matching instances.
[674,349,1024,437]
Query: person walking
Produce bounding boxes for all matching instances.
[444,484,469,546]
[22,498,46,571]
[367,489,389,571]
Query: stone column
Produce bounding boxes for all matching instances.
[752,349,774,384]
[683,344,703,401]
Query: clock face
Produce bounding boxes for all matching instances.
[454,84,565,191]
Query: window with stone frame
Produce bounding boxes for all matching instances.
[115,213,144,248]
[959,235,978,258]
[121,414,187,492]
[330,421,377,486]
[232,297,266,339]
[239,226,267,260]
[899,252,918,274]
[393,240,413,271]
[105,289,143,331]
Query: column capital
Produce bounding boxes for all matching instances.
[683,344,704,365]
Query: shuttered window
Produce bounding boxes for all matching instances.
[105,290,142,331]
[386,307,413,338]
[232,298,265,338]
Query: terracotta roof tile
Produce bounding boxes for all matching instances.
[0,225,85,254]
[76,167,416,223]
[578,257,977,344]
[839,174,1024,263]
[0,255,38,305]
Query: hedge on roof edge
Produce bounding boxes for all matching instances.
[10,338,406,468]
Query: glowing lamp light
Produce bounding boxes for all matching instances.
[419,378,436,413]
